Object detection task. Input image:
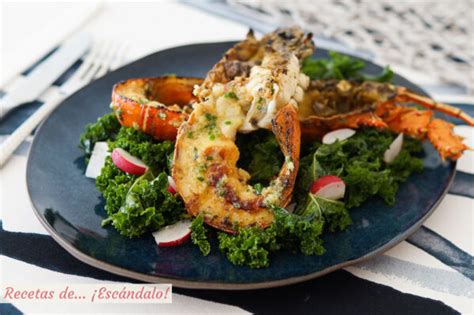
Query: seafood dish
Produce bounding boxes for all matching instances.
[79,27,473,268]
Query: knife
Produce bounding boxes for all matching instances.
[0,32,92,119]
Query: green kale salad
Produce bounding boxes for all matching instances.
[79,52,424,268]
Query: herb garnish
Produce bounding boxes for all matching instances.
[224,92,239,100]
[302,51,393,82]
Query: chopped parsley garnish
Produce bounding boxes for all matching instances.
[224,92,239,100]
[198,163,208,173]
[205,112,216,122]
[135,97,148,105]
[204,113,218,140]
[254,183,263,195]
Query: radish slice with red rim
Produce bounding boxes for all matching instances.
[383,133,404,164]
[322,128,356,145]
[111,148,148,175]
[310,175,346,200]
[167,176,177,194]
[152,220,192,247]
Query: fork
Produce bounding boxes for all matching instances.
[0,39,128,167]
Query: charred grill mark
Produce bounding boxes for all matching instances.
[278,30,294,40]
[224,60,252,80]
[221,216,232,228]
[222,184,262,211]
[206,164,262,211]
[284,111,293,156]
[271,118,277,133]
[207,163,225,186]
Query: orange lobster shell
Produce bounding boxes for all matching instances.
[111,77,473,161]
[111,76,202,140]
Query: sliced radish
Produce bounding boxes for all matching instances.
[85,142,110,179]
[322,128,356,145]
[167,176,177,194]
[152,220,191,247]
[383,133,404,164]
[111,148,148,175]
[310,175,346,200]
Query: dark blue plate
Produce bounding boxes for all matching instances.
[26,43,455,289]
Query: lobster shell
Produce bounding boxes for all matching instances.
[111,76,203,140]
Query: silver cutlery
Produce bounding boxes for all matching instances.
[0,39,129,167]
[0,33,92,120]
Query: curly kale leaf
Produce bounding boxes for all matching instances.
[190,215,211,256]
[299,194,352,233]
[218,226,279,268]
[83,113,185,238]
[295,129,423,210]
[302,51,393,83]
[236,129,283,185]
[388,138,424,183]
[217,206,326,268]
[344,162,398,207]
[272,206,326,256]
[79,112,121,161]
[216,196,349,268]
[103,172,185,238]
[96,157,137,216]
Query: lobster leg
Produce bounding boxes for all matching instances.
[427,119,470,160]
[376,101,471,160]
[394,88,474,126]
[376,102,432,139]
